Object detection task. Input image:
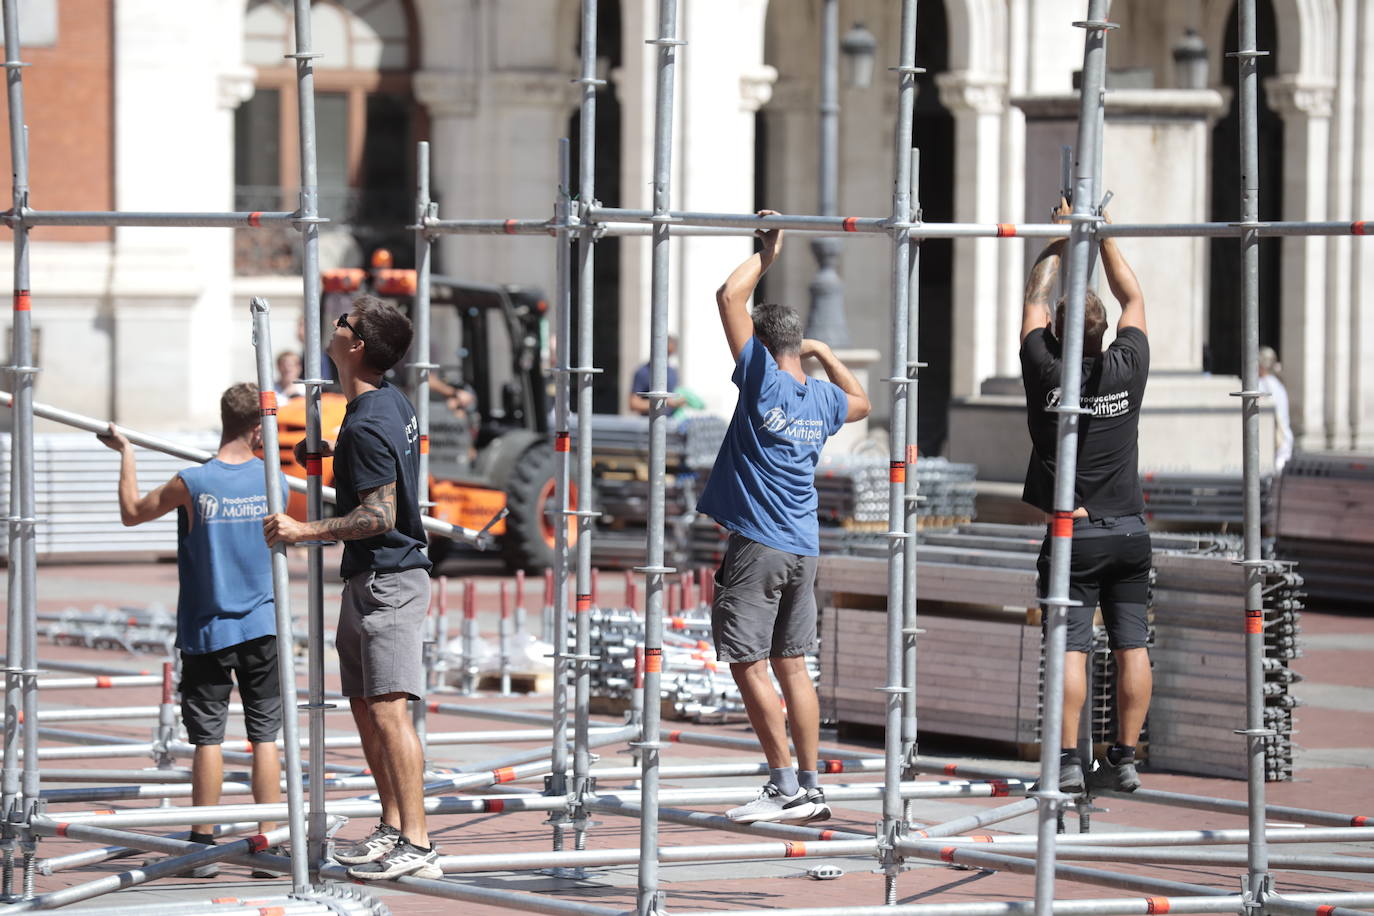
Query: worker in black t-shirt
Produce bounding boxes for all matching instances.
[1020,199,1150,796]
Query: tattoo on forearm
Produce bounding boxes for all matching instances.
[318,482,397,541]
[1025,247,1061,307]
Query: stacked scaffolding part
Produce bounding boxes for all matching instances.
[1274,451,1374,610]
[1140,471,1276,529]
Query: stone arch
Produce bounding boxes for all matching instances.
[1202,0,1336,83]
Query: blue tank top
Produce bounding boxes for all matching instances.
[175,458,286,655]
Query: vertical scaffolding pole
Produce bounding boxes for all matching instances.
[547,137,574,857]
[635,0,679,912]
[571,0,604,855]
[1234,0,1273,907]
[900,148,922,816]
[411,141,434,756]
[288,0,328,879]
[0,0,27,894]
[1033,2,1112,914]
[879,0,919,903]
[1,0,39,896]
[249,298,312,893]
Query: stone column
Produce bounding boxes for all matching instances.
[938,70,1009,399]
[1265,74,1335,450]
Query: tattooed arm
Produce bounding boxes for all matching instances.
[263,482,397,546]
[1021,197,1073,344]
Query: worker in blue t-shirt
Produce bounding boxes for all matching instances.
[98,383,287,877]
[696,209,871,825]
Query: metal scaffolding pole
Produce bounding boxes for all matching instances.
[548,135,575,860]
[1032,3,1112,914]
[634,0,679,912]
[411,140,435,757]
[288,0,329,884]
[571,0,605,860]
[878,0,919,903]
[900,147,922,816]
[1234,0,1273,908]
[249,298,314,892]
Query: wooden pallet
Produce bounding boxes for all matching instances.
[473,671,554,694]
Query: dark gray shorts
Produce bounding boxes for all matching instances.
[337,567,431,700]
[711,532,818,664]
[180,635,282,746]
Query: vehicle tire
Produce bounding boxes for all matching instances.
[501,443,576,572]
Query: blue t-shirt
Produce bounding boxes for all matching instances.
[696,337,848,556]
[176,459,287,655]
[334,382,433,579]
[631,362,679,399]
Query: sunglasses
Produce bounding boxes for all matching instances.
[336,313,366,342]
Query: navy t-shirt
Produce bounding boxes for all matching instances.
[697,337,848,556]
[631,362,679,399]
[334,381,432,579]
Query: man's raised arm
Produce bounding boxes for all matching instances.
[1021,198,1071,344]
[1100,217,1145,335]
[716,209,784,362]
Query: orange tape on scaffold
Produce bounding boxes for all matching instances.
[1052,511,1075,539]
[555,431,571,452]
[305,453,323,476]
[644,647,663,673]
[96,676,112,688]
[1353,221,1368,236]
[485,799,506,813]
[493,766,517,783]
[906,444,918,465]
[939,847,957,864]
[1315,907,1336,916]
[1352,815,1369,827]
[988,779,1010,797]
[248,211,263,228]
[996,223,1017,237]
[504,219,519,235]
[842,217,859,232]
[821,759,844,774]
[419,434,429,455]
[13,290,30,312]
[259,391,277,416]
[1246,609,1264,634]
[248,834,270,852]
[820,829,837,841]
[576,594,592,613]
[944,764,960,776]
[667,730,682,743]
[1146,897,1171,914]
[890,461,906,483]
[783,842,806,858]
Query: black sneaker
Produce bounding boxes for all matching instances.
[333,821,402,865]
[1030,757,1084,795]
[346,838,442,881]
[1088,756,1141,793]
[800,787,831,823]
[186,834,219,878]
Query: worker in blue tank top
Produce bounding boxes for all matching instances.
[697,210,871,825]
[98,383,287,878]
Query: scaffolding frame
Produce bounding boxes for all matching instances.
[0,0,1371,914]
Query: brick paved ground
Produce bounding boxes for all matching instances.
[6,548,1371,914]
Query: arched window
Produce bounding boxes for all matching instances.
[235,0,422,273]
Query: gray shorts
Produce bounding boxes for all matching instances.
[337,567,431,700]
[711,532,818,664]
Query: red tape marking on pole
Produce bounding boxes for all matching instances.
[1052,511,1075,539]
[1246,609,1263,634]
[822,759,844,774]
[842,217,859,232]
[1145,897,1171,914]
[784,841,806,858]
[1315,907,1335,916]
[306,453,323,476]
[428,701,441,713]
[1353,221,1367,236]
[906,444,918,465]
[493,766,517,783]
[96,676,112,688]
[485,799,506,813]
[667,730,682,742]
[419,434,429,455]
[260,907,286,916]
[259,391,277,416]
[944,764,959,776]
[890,461,906,483]
[13,290,30,312]
[503,219,518,234]
[213,898,239,905]
[1353,815,1369,827]
[644,647,662,673]
[939,847,956,863]
[971,835,993,843]
[988,779,1010,797]
[576,594,592,614]
[997,223,1017,237]
[248,834,269,852]
[55,823,69,837]
[248,212,263,228]
[555,431,571,452]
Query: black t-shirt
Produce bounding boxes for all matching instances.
[334,382,432,579]
[1020,326,1149,516]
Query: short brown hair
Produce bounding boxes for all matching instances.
[353,294,414,373]
[221,383,260,441]
[1054,290,1108,356]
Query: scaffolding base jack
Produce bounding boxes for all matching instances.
[1240,873,1274,915]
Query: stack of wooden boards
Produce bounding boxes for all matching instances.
[1276,451,1374,611]
[817,523,1304,780]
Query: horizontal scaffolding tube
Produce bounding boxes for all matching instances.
[10,209,301,228]
[596,777,1028,808]
[315,861,624,916]
[1094,786,1372,830]
[993,844,1374,872]
[591,797,867,843]
[587,758,885,782]
[0,391,485,542]
[428,837,877,873]
[663,728,880,760]
[36,821,261,874]
[906,825,1374,849]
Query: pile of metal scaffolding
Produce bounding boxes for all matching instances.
[1275,452,1374,610]
[1139,471,1276,530]
[3,0,1373,914]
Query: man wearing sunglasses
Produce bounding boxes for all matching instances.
[263,295,437,880]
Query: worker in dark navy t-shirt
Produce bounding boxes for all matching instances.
[697,209,870,825]
[1020,198,1151,797]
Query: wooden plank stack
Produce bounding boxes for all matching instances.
[1275,451,1374,610]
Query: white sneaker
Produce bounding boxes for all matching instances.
[333,821,401,865]
[346,839,442,881]
[726,783,816,824]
